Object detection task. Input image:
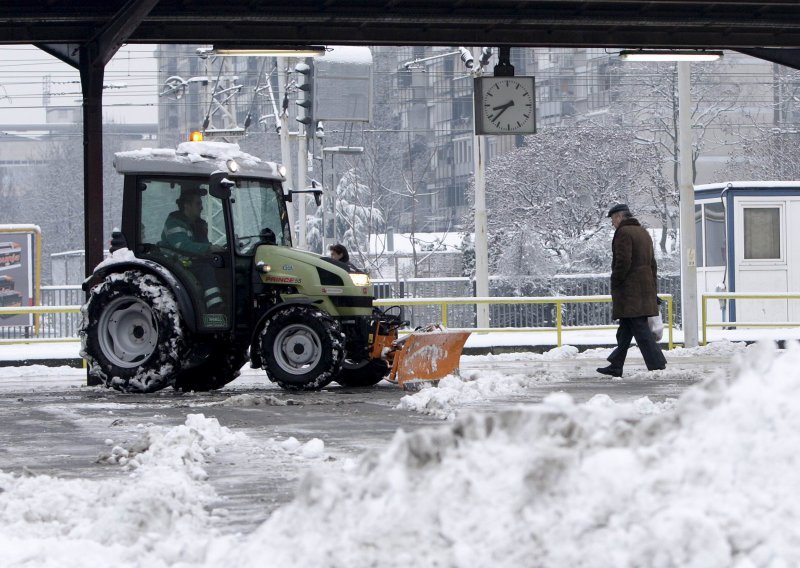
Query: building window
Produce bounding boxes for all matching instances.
[695,205,704,267]
[704,202,726,267]
[743,207,781,259]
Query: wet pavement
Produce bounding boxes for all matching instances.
[0,354,731,533]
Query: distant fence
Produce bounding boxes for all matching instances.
[375,294,675,349]
[374,274,682,329]
[0,285,83,340]
[0,275,683,341]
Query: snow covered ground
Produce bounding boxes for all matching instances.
[1,337,799,566]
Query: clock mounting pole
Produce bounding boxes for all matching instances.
[493,47,515,77]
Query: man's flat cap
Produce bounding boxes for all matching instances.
[179,186,207,197]
[607,203,630,217]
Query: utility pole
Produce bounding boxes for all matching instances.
[678,61,699,347]
[472,123,490,328]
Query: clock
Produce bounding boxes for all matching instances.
[474,76,536,135]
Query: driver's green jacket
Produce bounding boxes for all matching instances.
[161,211,210,256]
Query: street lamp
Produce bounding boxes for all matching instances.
[619,49,723,62]
[212,45,327,57]
[322,145,364,248]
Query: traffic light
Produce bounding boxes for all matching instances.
[295,60,314,127]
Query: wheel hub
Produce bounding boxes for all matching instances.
[97,297,159,368]
[273,323,322,375]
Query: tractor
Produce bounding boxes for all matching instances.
[79,140,468,393]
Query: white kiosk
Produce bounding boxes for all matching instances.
[694,181,800,324]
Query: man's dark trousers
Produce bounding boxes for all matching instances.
[607,316,667,371]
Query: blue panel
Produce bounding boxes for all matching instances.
[726,191,736,322]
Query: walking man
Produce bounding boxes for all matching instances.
[597,204,667,377]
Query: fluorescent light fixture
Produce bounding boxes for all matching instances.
[619,49,723,62]
[213,45,326,57]
[322,146,364,154]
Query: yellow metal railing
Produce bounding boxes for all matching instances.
[0,305,82,345]
[375,294,674,349]
[701,292,800,345]
[1,294,677,350]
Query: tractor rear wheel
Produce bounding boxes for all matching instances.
[80,270,186,393]
[260,306,344,391]
[335,359,390,388]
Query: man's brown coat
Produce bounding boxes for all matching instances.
[610,217,659,319]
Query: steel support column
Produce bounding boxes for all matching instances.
[80,47,106,277]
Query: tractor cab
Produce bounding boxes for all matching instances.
[115,142,289,333]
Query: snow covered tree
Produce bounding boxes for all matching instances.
[482,122,657,275]
[722,66,800,180]
[308,167,385,269]
[613,56,750,252]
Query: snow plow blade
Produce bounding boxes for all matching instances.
[388,329,471,388]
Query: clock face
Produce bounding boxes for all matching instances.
[475,76,536,135]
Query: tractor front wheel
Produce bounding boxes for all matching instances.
[260,306,344,391]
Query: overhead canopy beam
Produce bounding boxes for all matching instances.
[735,48,800,71]
[3,1,800,48]
[35,0,160,277]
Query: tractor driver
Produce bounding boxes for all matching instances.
[161,187,225,312]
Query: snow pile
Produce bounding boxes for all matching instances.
[463,344,580,364]
[397,368,564,419]
[223,341,800,567]
[0,414,240,567]
[0,364,84,378]
[667,338,749,358]
[279,437,327,460]
[214,393,303,407]
[90,246,136,272]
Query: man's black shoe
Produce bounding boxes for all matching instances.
[596,366,622,378]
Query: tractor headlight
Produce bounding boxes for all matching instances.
[350,273,370,287]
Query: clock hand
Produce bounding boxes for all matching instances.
[489,100,515,121]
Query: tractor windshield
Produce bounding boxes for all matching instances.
[230,179,291,254]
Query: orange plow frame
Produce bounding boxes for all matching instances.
[385,329,471,388]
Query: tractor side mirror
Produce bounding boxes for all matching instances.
[209,171,235,199]
[311,179,322,206]
[287,185,323,206]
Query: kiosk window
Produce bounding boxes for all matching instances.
[704,203,726,267]
[744,207,780,260]
[695,205,704,267]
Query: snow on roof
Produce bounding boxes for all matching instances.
[695,181,800,191]
[114,141,281,179]
[322,45,373,64]
[0,224,41,233]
